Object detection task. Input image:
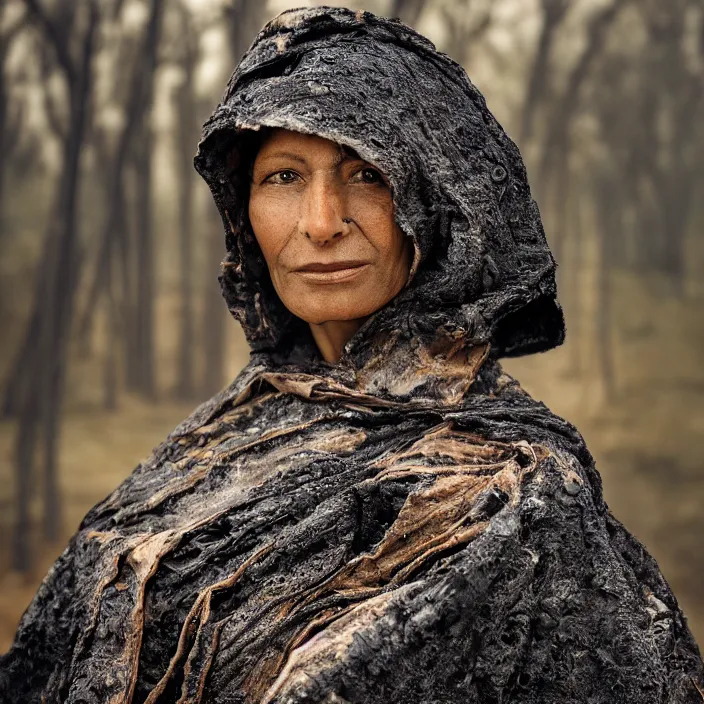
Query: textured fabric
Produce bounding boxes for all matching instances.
[194,5,565,365]
[1,6,702,703]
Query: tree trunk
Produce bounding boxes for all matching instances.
[11,0,99,566]
[0,22,7,247]
[12,325,43,572]
[77,0,166,358]
[40,6,98,541]
[121,192,139,392]
[174,10,198,400]
[124,0,164,400]
[537,0,626,203]
[1,276,43,418]
[594,175,617,402]
[0,4,27,250]
[103,258,119,411]
[520,0,569,145]
[133,126,156,400]
[565,179,583,378]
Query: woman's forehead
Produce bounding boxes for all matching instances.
[256,128,361,161]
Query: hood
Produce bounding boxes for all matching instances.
[194,6,565,375]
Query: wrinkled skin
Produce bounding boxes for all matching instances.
[248,128,412,361]
[1,6,702,704]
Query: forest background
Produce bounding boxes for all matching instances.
[0,0,702,652]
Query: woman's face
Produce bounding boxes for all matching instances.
[248,128,412,325]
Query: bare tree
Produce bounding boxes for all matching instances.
[9,0,100,572]
[173,0,199,401]
[635,0,703,288]
[537,0,628,283]
[0,0,27,248]
[585,0,704,293]
[129,0,165,401]
[76,0,165,409]
[520,0,570,145]
[593,171,618,401]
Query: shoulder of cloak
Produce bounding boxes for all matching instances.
[256,437,704,703]
[2,402,702,701]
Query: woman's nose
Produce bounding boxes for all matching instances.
[298,177,348,245]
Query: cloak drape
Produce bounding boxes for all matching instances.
[2,6,702,703]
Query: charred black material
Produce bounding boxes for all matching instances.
[1,6,702,703]
[194,6,565,365]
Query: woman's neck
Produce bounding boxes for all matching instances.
[309,318,369,363]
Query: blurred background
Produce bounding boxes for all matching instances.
[0,0,703,652]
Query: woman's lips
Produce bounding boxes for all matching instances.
[293,262,370,284]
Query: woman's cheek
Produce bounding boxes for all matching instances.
[250,191,294,263]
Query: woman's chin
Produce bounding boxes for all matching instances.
[287,299,381,326]
[278,276,400,324]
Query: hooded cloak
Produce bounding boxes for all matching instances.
[2,6,702,703]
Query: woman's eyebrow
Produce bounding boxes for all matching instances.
[257,151,361,168]
[257,151,308,164]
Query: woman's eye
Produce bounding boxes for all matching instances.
[266,170,299,184]
[352,167,385,185]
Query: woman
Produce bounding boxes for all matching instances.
[2,6,702,703]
